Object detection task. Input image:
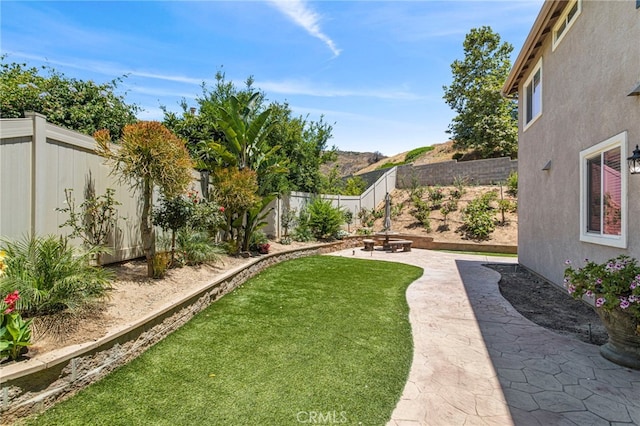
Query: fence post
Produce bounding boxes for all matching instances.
[25,112,48,236]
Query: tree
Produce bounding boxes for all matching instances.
[0,58,138,139]
[263,101,336,194]
[95,122,194,277]
[443,26,517,158]
[212,168,260,240]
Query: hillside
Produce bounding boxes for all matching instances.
[324,140,471,178]
[320,150,387,177]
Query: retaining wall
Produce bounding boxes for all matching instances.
[396,157,517,188]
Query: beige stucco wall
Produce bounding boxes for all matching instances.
[517,1,640,287]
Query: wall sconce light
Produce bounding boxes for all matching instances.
[628,145,640,174]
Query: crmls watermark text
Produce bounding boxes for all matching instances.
[296,411,348,424]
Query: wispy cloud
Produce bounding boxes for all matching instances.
[259,79,425,100]
[266,0,341,57]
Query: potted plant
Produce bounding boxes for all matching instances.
[564,255,640,369]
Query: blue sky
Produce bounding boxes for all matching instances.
[1,1,543,155]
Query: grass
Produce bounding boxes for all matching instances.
[25,256,423,426]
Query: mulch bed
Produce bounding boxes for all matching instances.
[487,263,608,346]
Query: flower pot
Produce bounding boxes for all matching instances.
[596,307,640,370]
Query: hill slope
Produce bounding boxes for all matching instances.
[324,141,468,178]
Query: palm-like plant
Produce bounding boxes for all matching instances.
[0,235,113,315]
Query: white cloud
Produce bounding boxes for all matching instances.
[266,0,341,57]
[258,79,425,100]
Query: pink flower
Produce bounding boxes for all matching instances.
[620,299,630,309]
[585,290,593,297]
[595,297,606,307]
[219,206,225,212]
[567,285,576,294]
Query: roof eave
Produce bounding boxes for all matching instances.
[502,1,559,98]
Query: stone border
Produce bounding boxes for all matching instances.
[0,237,515,423]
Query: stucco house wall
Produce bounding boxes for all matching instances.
[505,0,640,287]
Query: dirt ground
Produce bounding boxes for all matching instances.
[22,185,607,359]
[488,264,607,346]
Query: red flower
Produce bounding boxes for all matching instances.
[3,290,19,314]
[219,206,225,212]
[4,290,19,306]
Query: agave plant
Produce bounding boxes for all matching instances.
[0,235,113,316]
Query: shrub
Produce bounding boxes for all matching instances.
[175,228,223,266]
[292,208,315,242]
[152,252,171,279]
[342,176,367,196]
[343,210,354,232]
[410,196,431,231]
[452,175,469,195]
[334,229,350,240]
[358,208,375,228]
[281,208,298,237]
[153,194,194,265]
[249,231,269,252]
[440,200,458,226]
[356,228,372,236]
[462,191,497,240]
[427,186,445,209]
[506,171,518,197]
[306,198,345,240]
[56,187,120,264]
[0,235,113,316]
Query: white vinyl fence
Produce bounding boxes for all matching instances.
[262,167,397,238]
[1,114,398,261]
[0,114,202,263]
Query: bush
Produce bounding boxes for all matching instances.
[342,176,367,196]
[462,191,497,240]
[410,196,431,231]
[0,235,113,316]
[440,200,458,226]
[175,228,223,266]
[56,187,120,255]
[306,198,345,240]
[281,208,298,237]
[249,231,269,252]
[427,186,445,209]
[292,208,315,242]
[506,171,518,197]
[334,229,350,240]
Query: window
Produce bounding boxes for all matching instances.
[552,0,582,50]
[580,132,628,248]
[523,59,542,129]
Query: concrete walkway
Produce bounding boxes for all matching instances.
[329,248,640,426]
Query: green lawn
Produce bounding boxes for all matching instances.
[26,256,423,426]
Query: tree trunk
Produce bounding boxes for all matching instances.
[141,177,155,277]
